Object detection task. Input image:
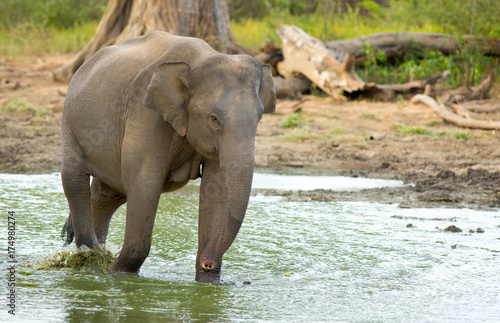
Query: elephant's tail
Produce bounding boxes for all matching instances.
[61,216,74,246]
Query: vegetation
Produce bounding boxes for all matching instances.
[1,0,499,88]
[397,127,473,140]
[281,113,305,128]
[398,127,432,135]
[1,97,36,113]
[2,98,54,125]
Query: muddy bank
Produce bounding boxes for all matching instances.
[257,168,500,209]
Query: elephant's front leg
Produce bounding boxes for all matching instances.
[112,115,171,272]
[112,186,161,273]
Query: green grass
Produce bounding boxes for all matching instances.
[360,113,379,121]
[434,131,470,140]
[1,97,36,113]
[281,129,317,142]
[397,127,471,140]
[0,22,98,56]
[330,126,349,134]
[398,127,432,135]
[280,113,305,128]
[231,12,441,52]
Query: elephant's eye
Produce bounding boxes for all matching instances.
[211,115,221,126]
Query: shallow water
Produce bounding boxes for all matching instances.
[1,173,499,322]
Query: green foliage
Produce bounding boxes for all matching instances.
[0,22,99,56]
[0,0,106,29]
[360,45,498,88]
[0,0,104,56]
[281,113,305,128]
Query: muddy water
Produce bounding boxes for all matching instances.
[1,173,499,322]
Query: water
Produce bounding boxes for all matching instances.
[1,173,499,322]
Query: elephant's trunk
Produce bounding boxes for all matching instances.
[196,138,255,283]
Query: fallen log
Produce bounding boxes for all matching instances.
[273,76,311,99]
[411,94,500,130]
[277,25,375,98]
[439,70,496,104]
[376,70,450,94]
[463,100,500,113]
[325,32,500,63]
[451,104,488,120]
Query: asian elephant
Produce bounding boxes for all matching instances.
[60,30,276,283]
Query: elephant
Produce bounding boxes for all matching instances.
[60,30,276,283]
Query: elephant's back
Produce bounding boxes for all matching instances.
[67,32,175,102]
[65,31,214,115]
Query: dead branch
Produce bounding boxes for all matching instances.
[463,100,500,113]
[376,70,450,94]
[451,104,489,120]
[411,94,500,130]
[440,70,496,104]
[273,76,311,99]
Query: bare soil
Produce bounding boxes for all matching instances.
[1,56,499,208]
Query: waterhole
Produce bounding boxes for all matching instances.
[1,173,498,321]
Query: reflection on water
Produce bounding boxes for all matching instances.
[0,173,499,322]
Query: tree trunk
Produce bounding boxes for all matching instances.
[53,0,241,83]
[324,32,500,63]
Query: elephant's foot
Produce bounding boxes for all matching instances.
[111,253,147,273]
[74,233,99,250]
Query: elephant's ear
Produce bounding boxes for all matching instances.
[259,64,276,114]
[144,62,190,136]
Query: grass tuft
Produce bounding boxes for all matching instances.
[2,97,36,113]
[280,113,305,128]
[398,127,432,135]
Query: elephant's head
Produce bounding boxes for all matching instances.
[144,53,276,282]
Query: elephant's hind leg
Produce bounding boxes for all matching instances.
[90,178,127,244]
[61,167,97,248]
[61,135,97,249]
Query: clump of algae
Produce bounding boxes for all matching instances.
[29,245,117,275]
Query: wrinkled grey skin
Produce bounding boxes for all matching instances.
[60,31,276,283]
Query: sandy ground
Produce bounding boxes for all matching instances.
[1,55,499,209]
